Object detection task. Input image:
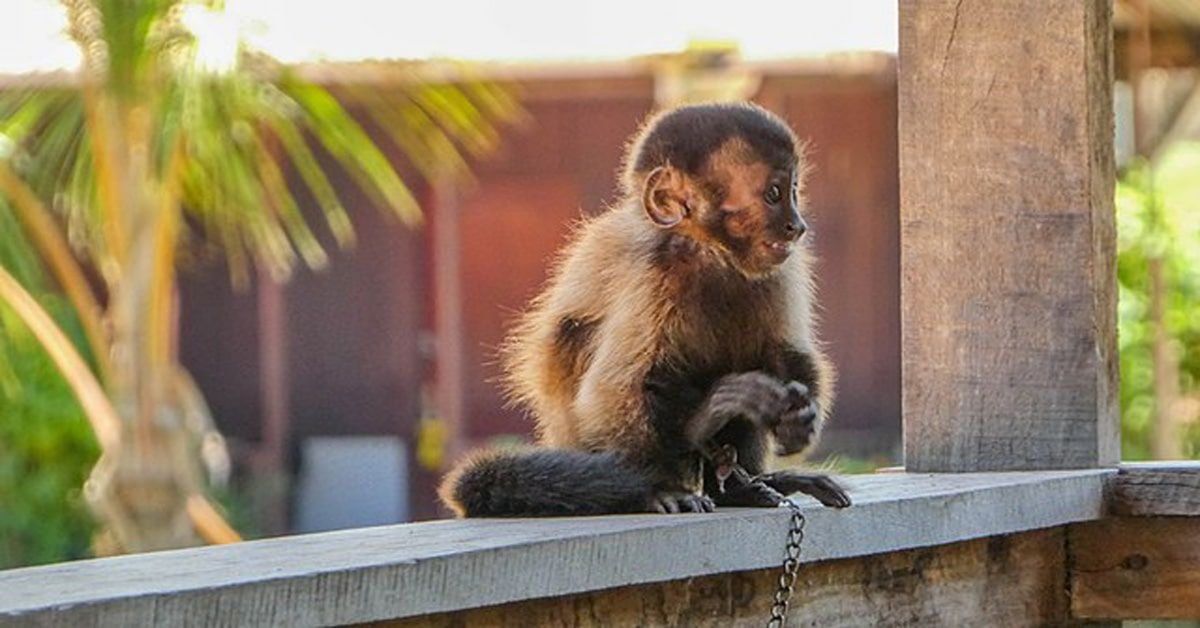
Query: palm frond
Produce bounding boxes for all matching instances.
[0,164,108,375]
[413,83,502,155]
[351,84,471,183]
[278,75,422,226]
[263,112,355,247]
[249,129,328,269]
[0,264,119,452]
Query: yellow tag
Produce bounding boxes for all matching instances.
[416,417,448,471]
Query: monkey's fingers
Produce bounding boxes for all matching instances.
[783,381,811,408]
[773,402,820,456]
[649,491,715,514]
[760,471,852,509]
[691,494,717,513]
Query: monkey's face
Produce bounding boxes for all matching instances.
[642,138,807,278]
[704,143,807,277]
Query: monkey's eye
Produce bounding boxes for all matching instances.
[764,184,783,205]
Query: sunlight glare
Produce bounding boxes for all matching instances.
[1,0,897,74]
[181,3,241,72]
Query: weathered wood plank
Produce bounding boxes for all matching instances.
[1109,462,1200,516]
[1070,517,1200,620]
[899,0,1118,471]
[378,528,1069,628]
[0,471,1108,627]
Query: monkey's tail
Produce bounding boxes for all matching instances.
[439,448,654,517]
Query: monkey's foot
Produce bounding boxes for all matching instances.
[773,381,820,456]
[760,471,851,509]
[649,491,715,514]
[711,478,786,508]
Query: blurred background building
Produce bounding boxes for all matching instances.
[177,51,901,528]
[91,1,899,531]
[4,0,1198,543]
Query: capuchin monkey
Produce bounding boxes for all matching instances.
[440,102,851,517]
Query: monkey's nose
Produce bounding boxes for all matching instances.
[783,217,808,241]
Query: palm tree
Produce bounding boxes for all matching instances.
[0,0,516,553]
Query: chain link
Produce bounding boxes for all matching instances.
[767,498,806,628]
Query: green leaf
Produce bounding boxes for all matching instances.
[264,114,355,248]
[280,77,421,225]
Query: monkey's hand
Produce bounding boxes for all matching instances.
[712,470,851,509]
[772,381,821,456]
[759,470,851,509]
[712,477,787,508]
[686,372,790,449]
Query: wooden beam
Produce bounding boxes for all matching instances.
[256,270,289,472]
[899,0,1118,471]
[0,471,1108,626]
[1070,517,1200,621]
[251,270,290,536]
[378,528,1069,627]
[1108,462,1200,516]
[430,182,467,460]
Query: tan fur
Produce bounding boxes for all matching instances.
[501,208,670,455]
[468,103,836,511]
[500,196,832,467]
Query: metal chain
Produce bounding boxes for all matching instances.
[767,498,806,628]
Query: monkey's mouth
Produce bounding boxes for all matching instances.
[762,240,794,263]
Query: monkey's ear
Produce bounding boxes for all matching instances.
[642,166,690,228]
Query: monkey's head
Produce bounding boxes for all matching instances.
[623,102,809,278]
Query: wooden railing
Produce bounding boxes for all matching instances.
[5,1,1200,626]
[1,465,1197,625]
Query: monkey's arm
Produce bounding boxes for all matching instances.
[682,372,793,448]
[771,346,834,455]
[682,354,827,457]
[682,366,849,509]
[668,345,831,457]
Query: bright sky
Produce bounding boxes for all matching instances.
[3,0,897,74]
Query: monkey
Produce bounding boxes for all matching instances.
[439,102,851,517]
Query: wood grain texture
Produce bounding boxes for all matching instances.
[378,528,1068,628]
[0,471,1108,627]
[1070,517,1200,620]
[1109,462,1200,516]
[898,0,1118,471]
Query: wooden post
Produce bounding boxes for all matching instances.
[253,269,290,535]
[257,272,288,474]
[431,182,467,460]
[899,1,1118,471]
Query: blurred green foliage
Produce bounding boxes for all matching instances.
[0,0,518,563]
[0,302,99,568]
[817,455,893,475]
[1116,142,1200,459]
[0,197,98,569]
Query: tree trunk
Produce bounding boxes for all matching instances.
[87,250,208,552]
[85,141,213,552]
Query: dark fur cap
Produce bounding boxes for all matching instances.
[621,102,799,193]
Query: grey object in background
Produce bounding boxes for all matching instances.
[294,436,409,533]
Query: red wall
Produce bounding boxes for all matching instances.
[454,68,900,455]
[179,60,901,522]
